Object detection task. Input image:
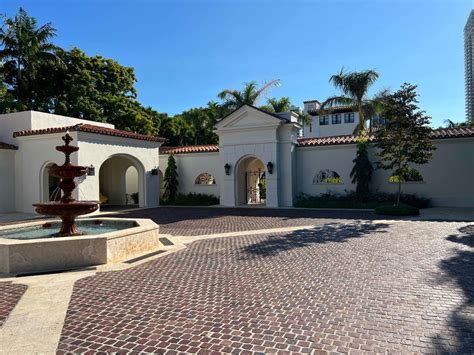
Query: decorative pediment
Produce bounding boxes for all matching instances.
[214,105,286,131]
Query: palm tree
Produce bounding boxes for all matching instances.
[321,68,381,134]
[0,7,60,108]
[265,97,291,113]
[218,79,281,111]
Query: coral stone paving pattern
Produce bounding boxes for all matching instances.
[0,282,27,327]
[57,221,474,354]
[106,207,388,236]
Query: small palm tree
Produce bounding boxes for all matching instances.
[218,79,281,111]
[0,7,61,107]
[321,68,381,134]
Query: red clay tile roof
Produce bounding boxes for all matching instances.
[0,141,18,150]
[12,123,165,142]
[160,145,220,154]
[297,127,474,147]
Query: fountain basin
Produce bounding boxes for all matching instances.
[0,218,161,275]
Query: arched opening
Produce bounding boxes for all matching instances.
[235,156,266,205]
[99,155,145,209]
[41,162,61,202]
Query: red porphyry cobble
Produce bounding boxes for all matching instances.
[0,282,27,327]
[57,221,474,353]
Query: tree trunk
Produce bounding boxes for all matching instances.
[396,163,402,206]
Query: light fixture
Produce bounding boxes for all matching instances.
[87,165,95,176]
[224,163,231,176]
[267,161,274,174]
[151,168,159,176]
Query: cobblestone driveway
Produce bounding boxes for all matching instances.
[107,207,385,236]
[57,221,474,353]
[0,282,27,328]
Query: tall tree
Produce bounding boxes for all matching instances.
[163,154,179,201]
[0,8,60,110]
[375,83,435,205]
[322,68,381,133]
[218,79,281,112]
[350,137,373,198]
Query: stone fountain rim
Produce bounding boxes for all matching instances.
[0,217,158,244]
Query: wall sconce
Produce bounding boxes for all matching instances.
[87,165,95,176]
[267,161,274,174]
[224,163,231,176]
[151,168,159,176]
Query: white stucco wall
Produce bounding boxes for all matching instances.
[295,138,474,207]
[14,132,78,213]
[12,132,160,213]
[76,133,160,210]
[0,150,16,213]
[0,111,113,146]
[159,152,220,197]
[371,138,474,207]
[296,144,357,197]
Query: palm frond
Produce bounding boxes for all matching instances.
[253,79,281,104]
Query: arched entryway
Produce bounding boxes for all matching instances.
[235,155,266,206]
[99,155,145,208]
[41,162,61,202]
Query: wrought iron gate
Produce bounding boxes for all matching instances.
[246,171,266,204]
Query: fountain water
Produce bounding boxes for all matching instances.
[33,132,99,236]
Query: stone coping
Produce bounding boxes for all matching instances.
[0,218,161,275]
[0,217,157,244]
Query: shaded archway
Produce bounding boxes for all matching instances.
[235,155,266,205]
[99,155,145,208]
[41,162,61,202]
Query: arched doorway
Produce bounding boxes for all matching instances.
[235,156,266,205]
[99,155,145,208]
[41,162,61,202]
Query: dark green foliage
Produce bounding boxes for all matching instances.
[218,80,281,112]
[0,7,61,111]
[389,167,423,182]
[350,138,373,198]
[161,193,219,206]
[375,203,419,216]
[294,191,429,209]
[375,83,435,205]
[163,154,179,202]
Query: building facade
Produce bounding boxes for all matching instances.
[465,10,474,122]
[1,107,473,214]
[0,111,163,214]
[159,105,474,208]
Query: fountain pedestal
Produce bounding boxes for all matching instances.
[33,132,99,236]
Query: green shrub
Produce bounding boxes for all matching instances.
[161,193,219,206]
[375,203,420,216]
[293,191,430,209]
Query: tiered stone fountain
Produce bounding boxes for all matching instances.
[33,132,99,236]
[0,133,162,275]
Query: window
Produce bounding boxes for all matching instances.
[195,173,216,185]
[313,170,343,184]
[344,112,354,123]
[332,114,341,124]
[319,115,329,125]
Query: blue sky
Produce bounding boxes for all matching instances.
[1,0,472,127]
